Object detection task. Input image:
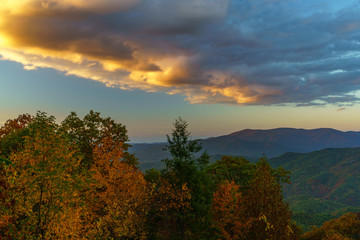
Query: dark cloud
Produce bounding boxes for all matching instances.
[1,0,360,105]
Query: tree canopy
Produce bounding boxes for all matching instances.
[3,111,354,239]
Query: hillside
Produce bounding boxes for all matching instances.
[131,128,360,170]
[270,148,360,229]
[130,130,360,230]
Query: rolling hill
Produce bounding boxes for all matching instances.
[269,147,360,229]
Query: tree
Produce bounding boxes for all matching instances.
[83,133,150,239]
[207,155,256,188]
[160,117,213,239]
[60,110,137,168]
[0,113,33,159]
[207,155,291,189]
[5,113,85,239]
[1,111,149,239]
[163,117,209,171]
[0,156,14,239]
[211,180,250,240]
[210,157,299,240]
[242,158,299,240]
[146,178,192,240]
[302,212,360,240]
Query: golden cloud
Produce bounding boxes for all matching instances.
[0,0,280,105]
[1,0,141,14]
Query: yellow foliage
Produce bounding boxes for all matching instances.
[303,212,360,240]
[6,128,84,239]
[83,134,150,239]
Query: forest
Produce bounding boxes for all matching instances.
[1,111,360,239]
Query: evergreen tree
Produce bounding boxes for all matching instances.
[160,117,213,239]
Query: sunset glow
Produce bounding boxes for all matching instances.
[1,0,360,141]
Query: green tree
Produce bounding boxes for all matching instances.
[207,155,256,188]
[207,155,291,189]
[60,110,137,168]
[159,117,213,239]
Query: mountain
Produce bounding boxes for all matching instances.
[130,128,360,170]
[229,128,360,152]
[130,143,169,169]
[130,129,360,230]
[269,147,360,230]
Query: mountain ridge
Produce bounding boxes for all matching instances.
[130,127,360,170]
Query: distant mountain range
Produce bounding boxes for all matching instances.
[130,128,360,169]
[130,128,360,229]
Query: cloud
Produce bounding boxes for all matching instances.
[1,0,360,106]
[1,0,141,14]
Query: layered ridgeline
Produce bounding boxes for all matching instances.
[131,128,360,230]
[131,128,360,170]
[270,148,360,230]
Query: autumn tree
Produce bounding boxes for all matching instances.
[211,180,250,240]
[0,113,33,159]
[146,178,192,240]
[302,212,360,240]
[242,158,299,240]
[0,113,34,238]
[1,111,150,239]
[5,112,85,239]
[144,167,195,239]
[83,133,150,239]
[209,157,299,240]
[0,157,13,239]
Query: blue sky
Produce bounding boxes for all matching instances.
[1,0,360,142]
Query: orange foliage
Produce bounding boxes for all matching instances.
[146,179,192,240]
[212,181,250,240]
[84,134,150,239]
[151,180,191,212]
[0,113,33,138]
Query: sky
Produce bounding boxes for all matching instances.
[1,0,360,142]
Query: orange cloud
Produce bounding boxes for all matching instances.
[1,0,141,15]
[0,0,279,105]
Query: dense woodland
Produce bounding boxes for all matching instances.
[1,111,360,239]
